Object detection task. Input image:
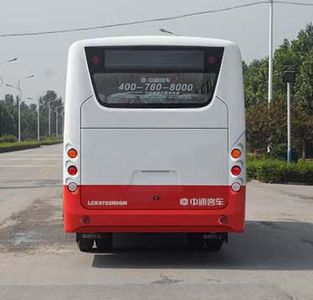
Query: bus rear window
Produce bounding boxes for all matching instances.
[86,47,224,108]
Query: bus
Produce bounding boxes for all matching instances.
[63,36,246,252]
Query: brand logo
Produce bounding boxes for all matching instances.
[179,197,224,207]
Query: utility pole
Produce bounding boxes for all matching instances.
[17,81,21,142]
[48,103,51,136]
[268,0,273,105]
[283,70,296,163]
[38,97,40,141]
[287,82,291,162]
[56,109,58,136]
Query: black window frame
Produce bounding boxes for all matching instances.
[85,46,224,109]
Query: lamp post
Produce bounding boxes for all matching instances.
[268,0,273,105]
[48,99,60,136]
[53,106,63,137]
[6,74,35,142]
[283,69,296,163]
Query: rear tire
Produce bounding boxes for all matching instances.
[205,239,223,252]
[95,233,113,252]
[187,233,227,252]
[77,239,94,252]
[187,233,206,251]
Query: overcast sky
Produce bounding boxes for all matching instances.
[0,0,312,103]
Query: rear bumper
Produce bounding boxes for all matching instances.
[63,186,245,233]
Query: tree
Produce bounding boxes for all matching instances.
[244,23,313,158]
[0,90,63,141]
[39,90,62,137]
[0,94,17,137]
[243,58,268,107]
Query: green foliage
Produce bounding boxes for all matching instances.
[0,135,17,143]
[244,23,313,159]
[0,90,63,140]
[40,136,63,145]
[268,144,298,162]
[247,159,313,184]
[295,48,313,113]
[0,137,63,153]
[243,58,268,106]
[0,141,41,153]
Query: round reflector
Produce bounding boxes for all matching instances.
[231,182,241,192]
[231,166,241,176]
[68,165,78,176]
[218,215,228,225]
[68,182,77,192]
[231,148,241,159]
[81,215,91,225]
[68,148,78,159]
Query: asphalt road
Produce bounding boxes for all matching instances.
[0,144,312,300]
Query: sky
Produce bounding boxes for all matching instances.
[0,0,313,104]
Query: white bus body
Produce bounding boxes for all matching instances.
[63,36,245,252]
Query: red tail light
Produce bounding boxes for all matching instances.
[68,165,78,176]
[231,166,241,176]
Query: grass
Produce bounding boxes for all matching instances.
[247,158,313,185]
[0,137,63,153]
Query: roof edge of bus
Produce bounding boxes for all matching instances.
[70,36,236,48]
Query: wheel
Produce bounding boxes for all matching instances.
[205,233,227,252]
[77,239,94,252]
[95,233,113,252]
[187,233,206,251]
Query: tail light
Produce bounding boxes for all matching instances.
[231,148,241,159]
[68,148,78,158]
[68,165,78,176]
[231,166,241,176]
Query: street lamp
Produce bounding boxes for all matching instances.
[0,57,18,66]
[283,69,296,163]
[48,99,60,136]
[53,105,63,137]
[159,28,178,36]
[0,57,18,88]
[6,74,35,142]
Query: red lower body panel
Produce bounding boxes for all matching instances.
[63,185,245,233]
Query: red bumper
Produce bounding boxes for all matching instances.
[63,185,245,233]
